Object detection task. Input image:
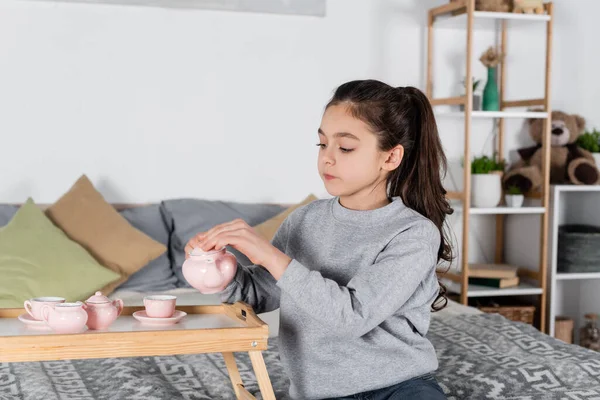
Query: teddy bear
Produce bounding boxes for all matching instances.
[513,0,545,14]
[503,110,600,194]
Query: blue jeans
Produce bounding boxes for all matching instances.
[324,373,447,400]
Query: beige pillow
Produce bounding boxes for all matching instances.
[253,194,318,242]
[46,175,167,279]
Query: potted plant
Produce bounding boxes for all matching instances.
[459,77,482,111]
[505,185,524,208]
[470,154,505,208]
[577,128,600,168]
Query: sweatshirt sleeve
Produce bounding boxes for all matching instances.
[275,224,439,337]
[218,218,290,314]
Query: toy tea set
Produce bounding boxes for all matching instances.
[19,293,185,333]
[18,246,237,334]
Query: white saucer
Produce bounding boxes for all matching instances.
[132,310,187,325]
[18,313,51,329]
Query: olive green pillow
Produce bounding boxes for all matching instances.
[0,198,122,308]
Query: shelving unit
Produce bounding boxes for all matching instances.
[445,281,544,298]
[548,185,600,341]
[427,0,554,332]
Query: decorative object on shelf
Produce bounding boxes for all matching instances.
[577,128,600,168]
[475,299,535,325]
[505,185,524,207]
[470,154,505,207]
[469,263,518,279]
[459,77,482,111]
[449,0,511,12]
[580,313,600,351]
[557,224,600,273]
[554,316,574,344]
[469,276,519,288]
[504,111,600,195]
[513,0,545,14]
[479,47,504,111]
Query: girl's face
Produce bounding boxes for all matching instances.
[317,104,401,199]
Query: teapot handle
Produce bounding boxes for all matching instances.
[113,299,124,317]
[41,305,52,323]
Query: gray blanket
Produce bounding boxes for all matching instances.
[430,313,600,399]
[2,313,600,400]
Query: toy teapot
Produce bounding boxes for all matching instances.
[182,247,238,294]
[83,291,124,330]
[41,302,88,334]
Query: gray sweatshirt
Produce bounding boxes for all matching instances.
[219,196,441,399]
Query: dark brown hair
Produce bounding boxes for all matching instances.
[326,79,454,312]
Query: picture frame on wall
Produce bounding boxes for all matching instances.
[28,0,327,16]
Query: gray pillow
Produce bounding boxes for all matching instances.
[118,205,178,292]
[160,199,285,288]
[0,205,18,227]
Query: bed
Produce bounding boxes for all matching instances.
[2,184,600,399]
[3,290,600,400]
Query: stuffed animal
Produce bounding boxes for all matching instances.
[449,0,511,12]
[503,110,600,194]
[513,0,545,14]
[477,0,511,12]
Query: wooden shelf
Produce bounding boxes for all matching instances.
[470,11,550,21]
[445,280,543,297]
[433,6,550,30]
[454,206,546,215]
[436,110,549,119]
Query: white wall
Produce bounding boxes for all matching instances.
[0,0,478,205]
[1,0,598,264]
[552,0,600,130]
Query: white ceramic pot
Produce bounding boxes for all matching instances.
[592,153,600,169]
[505,194,524,208]
[471,173,502,208]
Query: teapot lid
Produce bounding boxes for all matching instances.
[190,246,225,256]
[85,291,111,304]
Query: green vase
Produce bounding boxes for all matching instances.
[482,67,499,111]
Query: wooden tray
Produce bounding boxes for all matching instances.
[0,301,275,400]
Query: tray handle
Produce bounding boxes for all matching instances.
[224,302,266,328]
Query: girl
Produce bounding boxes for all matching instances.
[185,80,452,400]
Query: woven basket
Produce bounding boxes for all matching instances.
[478,304,535,325]
[449,0,511,12]
[558,224,600,273]
[554,316,574,344]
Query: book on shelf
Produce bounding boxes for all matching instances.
[469,263,518,279]
[469,276,520,289]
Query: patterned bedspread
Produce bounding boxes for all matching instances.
[430,313,600,399]
[2,313,600,400]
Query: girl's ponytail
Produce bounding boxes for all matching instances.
[390,87,453,311]
[326,81,454,312]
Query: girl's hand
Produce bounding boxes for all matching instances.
[184,219,292,280]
